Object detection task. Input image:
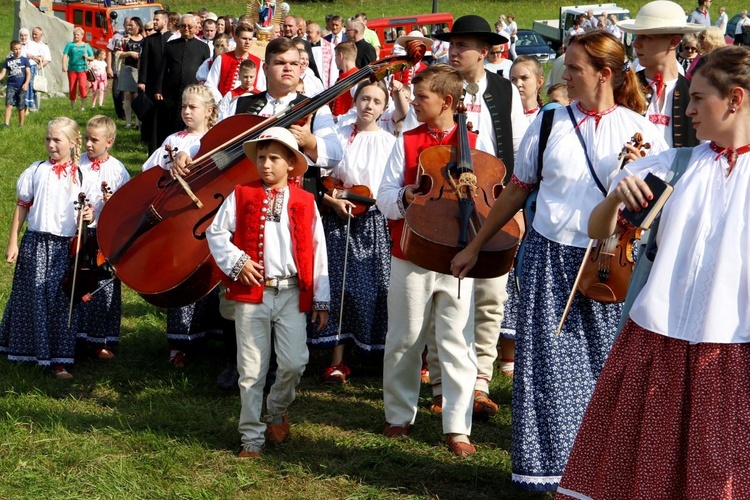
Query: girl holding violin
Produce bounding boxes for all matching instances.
[76,115,130,360]
[451,31,667,491]
[0,117,92,379]
[308,81,395,384]
[558,45,750,500]
[142,84,222,367]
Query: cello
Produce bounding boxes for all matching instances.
[400,101,521,279]
[97,42,428,308]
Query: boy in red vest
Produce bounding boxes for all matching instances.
[207,127,330,458]
[376,65,479,457]
[217,59,257,121]
[205,24,264,104]
[329,41,358,120]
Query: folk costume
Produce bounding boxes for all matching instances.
[143,131,222,354]
[207,131,329,452]
[377,124,479,438]
[637,71,698,148]
[205,51,264,104]
[558,143,750,499]
[76,153,130,353]
[508,103,667,491]
[0,159,83,368]
[307,123,394,354]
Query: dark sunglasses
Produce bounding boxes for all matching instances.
[684,46,697,51]
[489,50,503,55]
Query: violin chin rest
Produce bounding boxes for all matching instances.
[581,283,618,304]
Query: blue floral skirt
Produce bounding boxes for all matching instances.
[511,228,622,492]
[0,231,77,367]
[166,287,222,351]
[307,209,390,353]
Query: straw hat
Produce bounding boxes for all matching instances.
[618,1,704,34]
[393,30,433,57]
[433,15,508,45]
[243,127,308,178]
[205,12,218,22]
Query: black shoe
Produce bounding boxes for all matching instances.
[216,363,239,391]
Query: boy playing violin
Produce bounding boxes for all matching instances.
[206,127,329,458]
[377,65,483,457]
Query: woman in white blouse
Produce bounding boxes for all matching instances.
[559,44,750,500]
[451,30,667,493]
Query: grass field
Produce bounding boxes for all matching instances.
[0,0,745,497]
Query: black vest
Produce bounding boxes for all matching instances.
[234,93,324,202]
[482,70,515,183]
[637,70,698,148]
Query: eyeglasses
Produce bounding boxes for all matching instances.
[684,46,697,51]
[179,24,195,29]
[489,50,503,55]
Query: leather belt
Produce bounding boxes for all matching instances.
[264,275,298,288]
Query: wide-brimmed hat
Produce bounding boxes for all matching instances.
[433,15,508,45]
[243,127,308,178]
[393,30,433,56]
[205,12,218,22]
[618,1,704,34]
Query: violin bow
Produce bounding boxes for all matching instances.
[68,193,88,327]
[555,239,595,335]
[335,205,353,343]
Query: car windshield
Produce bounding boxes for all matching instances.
[519,32,544,45]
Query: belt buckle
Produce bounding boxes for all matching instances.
[265,277,279,288]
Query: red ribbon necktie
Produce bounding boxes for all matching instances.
[650,73,665,103]
[710,141,750,177]
[575,102,618,128]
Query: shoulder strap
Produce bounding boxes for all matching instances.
[536,109,555,182]
[566,105,607,196]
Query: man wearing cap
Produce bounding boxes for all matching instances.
[229,37,342,200]
[686,0,712,27]
[619,0,702,148]
[426,15,528,419]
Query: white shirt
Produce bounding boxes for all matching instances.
[142,130,204,171]
[736,16,750,35]
[222,92,343,168]
[17,160,82,237]
[644,76,677,147]
[716,11,729,34]
[333,124,396,196]
[20,40,42,67]
[217,88,253,122]
[206,186,330,304]
[79,153,130,228]
[513,103,667,247]
[484,59,513,79]
[621,145,750,344]
[301,67,325,97]
[204,53,267,103]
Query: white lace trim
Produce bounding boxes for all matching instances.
[556,487,593,500]
[511,473,562,485]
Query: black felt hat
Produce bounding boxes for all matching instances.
[434,15,509,45]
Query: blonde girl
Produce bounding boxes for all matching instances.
[0,117,90,378]
[142,85,221,367]
[309,81,395,383]
[510,55,545,122]
[89,49,108,108]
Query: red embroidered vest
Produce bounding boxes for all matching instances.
[225,181,316,311]
[329,67,359,116]
[218,52,262,97]
[389,124,477,260]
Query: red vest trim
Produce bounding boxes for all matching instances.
[389,124,477,260]
[218,52,262,97]
[329,67,359,116]
[226,181,316,311]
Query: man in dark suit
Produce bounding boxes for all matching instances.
[324,15,347,46]
[344,19,375,68]
[283,15,320,80]
[155,14,210,140]
[137,10,171,154]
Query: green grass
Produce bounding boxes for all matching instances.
[2,0,749,497]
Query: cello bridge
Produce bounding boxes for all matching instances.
[456,172,477,192]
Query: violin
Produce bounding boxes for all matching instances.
[400,102,521,279]
[97,42,429,308]
[577,133,650,303]
[321,177,376,218]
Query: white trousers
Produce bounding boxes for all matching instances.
[383,257,477,435]
[235,285,308,448]
[427,274,508,394]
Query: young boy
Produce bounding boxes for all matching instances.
[217,59,257,121]
[376,65,479,457]
[0,41,31,127]
[329,41,358,120]
[206,127,329,458]
[78,115,130,359]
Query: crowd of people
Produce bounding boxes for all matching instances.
[2,0,750,496]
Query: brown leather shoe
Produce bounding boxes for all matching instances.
[266,412,290,444]
[472,390,498,418]
[383,424,411,438]
[446,435,476,457]
[429,395,443,414]
[237,447,262,458]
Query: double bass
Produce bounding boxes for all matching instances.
[400,102,521,279]
[97,42,429,308]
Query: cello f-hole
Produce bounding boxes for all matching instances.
[192,193,226,240]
